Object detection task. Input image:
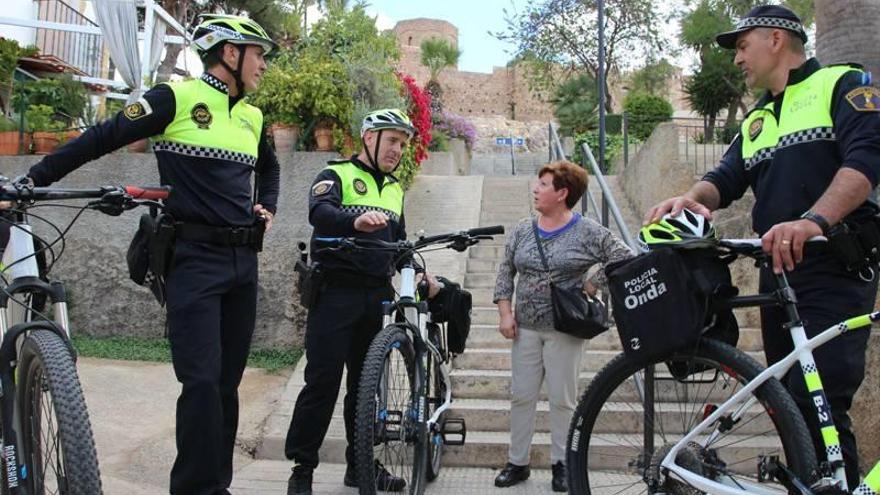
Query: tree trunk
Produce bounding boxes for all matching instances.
[816,0,880,82]
[156,44,184,83]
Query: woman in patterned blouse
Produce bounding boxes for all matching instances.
[493,160,632,492]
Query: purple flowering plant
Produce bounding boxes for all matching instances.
[434,111,476,151]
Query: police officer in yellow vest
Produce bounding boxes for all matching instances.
[286,109,438,494]
[24,14,281,494]
[645,5,880,488]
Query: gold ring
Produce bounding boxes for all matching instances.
[781,239,791,245]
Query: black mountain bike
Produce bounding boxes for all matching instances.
[0,179,169,494]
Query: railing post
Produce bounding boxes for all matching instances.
[623,112,629,170]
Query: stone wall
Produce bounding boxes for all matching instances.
[392,18,554,121]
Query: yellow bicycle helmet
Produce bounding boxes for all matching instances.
[192,14,278,58]
[639,208,718,250]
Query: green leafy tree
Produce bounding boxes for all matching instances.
[493,0,668,111]
[630,58,676,98]
[419,38,461,114]
[623,92,673,140]
[550,74,598,136]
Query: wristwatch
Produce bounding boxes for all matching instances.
[800,210,831,235]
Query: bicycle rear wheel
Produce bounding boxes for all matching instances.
[355,324,426,495]
[17,329,102,495]
[567,338,816,495]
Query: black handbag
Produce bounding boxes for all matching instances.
[532,221,611,339]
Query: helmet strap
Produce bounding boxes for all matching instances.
[218,44,247,96]
[362,129,383,171]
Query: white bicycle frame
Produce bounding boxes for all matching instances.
[0,221,71,344]
[382,266,453,432]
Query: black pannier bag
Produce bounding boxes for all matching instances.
[429,276,472,354]
[605,247,738,362]
[127,212,175,305]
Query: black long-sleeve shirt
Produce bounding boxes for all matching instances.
[28,74,280,227]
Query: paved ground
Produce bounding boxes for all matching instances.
[81,357,560,494]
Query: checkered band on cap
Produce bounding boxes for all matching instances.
[340,205,400,223]
[737,16,804,34]
[154,141,257,167]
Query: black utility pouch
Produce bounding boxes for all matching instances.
[828,223,867,272]
[127,213,157,285]
[856,217,880,265]
[251,216,266,252]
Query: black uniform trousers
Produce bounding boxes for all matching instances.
[166,239,259,495]
[759,250,877,487]
[285,280,393,469]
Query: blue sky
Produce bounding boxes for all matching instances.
[363,0,527,74]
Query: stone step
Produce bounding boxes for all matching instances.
[453,347,766,372]
[467,258,503,273]
[450,398,775,435]
[451,367,766,402]
[464,323,765,353]
[468,288,495,306]
[471,307,499,326]
[468,245,505,260]
[480,212,529,224]
[464,272,496,288]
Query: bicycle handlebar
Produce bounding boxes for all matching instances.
[314,224,505,254]
[0,184,171,216]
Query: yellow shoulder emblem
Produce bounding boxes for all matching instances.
[311,180,335,196]
[123,97,153,121]
[845,86,880,112]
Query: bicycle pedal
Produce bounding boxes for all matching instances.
[441,417,466,446]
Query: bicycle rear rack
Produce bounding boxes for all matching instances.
[441,417,466,446]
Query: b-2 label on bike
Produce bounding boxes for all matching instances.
[4,444,19,487]
[621,267,668,310]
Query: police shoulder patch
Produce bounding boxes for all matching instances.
[311,180,335,196]
[353,178,368,195]
[748,117,764,140]
[845,86,880,112]
[123,97,153,121]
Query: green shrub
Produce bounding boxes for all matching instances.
[0,117,18,132]
[623,92,673,140]
[25,104,65,132]
[572,131,632,174]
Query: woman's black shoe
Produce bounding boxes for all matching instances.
[551,461,568,492]
[494,463,530,487]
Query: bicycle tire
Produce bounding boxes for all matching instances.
[424,331,446,482]
[17,330,102,495]
[355,324,426,495]
[567,338,817,495]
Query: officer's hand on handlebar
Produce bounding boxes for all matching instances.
[415,272,442,299]
[644,196,713,225]
[354,211,389,233]
[761,219,823,274]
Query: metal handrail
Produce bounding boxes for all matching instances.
[548,124,638,251]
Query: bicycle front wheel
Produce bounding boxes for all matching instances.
[17,330,102,495]
[567,338,816,495]
[355,324,426,495]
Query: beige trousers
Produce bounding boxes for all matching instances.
[507,326,585,466]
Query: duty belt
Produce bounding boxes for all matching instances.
[174,221,265,250]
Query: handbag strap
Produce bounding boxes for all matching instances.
[531,220,556,284]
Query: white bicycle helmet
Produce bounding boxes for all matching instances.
[360,109,416,139]
[638,208,718,250]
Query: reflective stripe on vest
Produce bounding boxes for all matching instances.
[154,79,263,167]
[740,65,858,170]
[326,163,404,221]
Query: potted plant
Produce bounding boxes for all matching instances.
[26,104,65,154]
[251,60,303,156]
[0,116,30,155]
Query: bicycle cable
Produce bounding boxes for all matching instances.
[0,210,62,275]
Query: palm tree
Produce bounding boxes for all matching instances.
[419,38,461,115]
[815,0,880,78]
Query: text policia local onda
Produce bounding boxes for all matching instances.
[623,267,668,310]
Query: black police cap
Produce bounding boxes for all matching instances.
[716,5,808,49]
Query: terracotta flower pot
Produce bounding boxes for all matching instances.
[32,132,60,155]
[0,131,31,155]
[271,123,301,156]
[314,127,335,152]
